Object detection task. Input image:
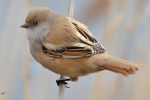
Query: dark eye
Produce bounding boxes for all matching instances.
[34,21,39,26]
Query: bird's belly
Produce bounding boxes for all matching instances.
[39,56,91,78]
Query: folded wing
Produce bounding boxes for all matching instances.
[42,17,105,58]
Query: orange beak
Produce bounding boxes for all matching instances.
[20,23,29,28]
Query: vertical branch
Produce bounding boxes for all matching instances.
[68,0,75,18]
[58,0,75,100]
[23,1,32,100]
[58,75,66,100]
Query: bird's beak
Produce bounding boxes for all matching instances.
[20,23,29,28]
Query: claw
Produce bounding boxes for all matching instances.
[56,78,70,88]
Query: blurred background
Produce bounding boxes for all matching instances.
[0,0,149,100]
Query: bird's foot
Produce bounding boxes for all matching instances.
[56,78,70,88]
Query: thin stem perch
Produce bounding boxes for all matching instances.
[58,0,75,100]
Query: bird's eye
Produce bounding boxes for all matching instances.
[34,21,39,26]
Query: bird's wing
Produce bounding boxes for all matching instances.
[42,17,105,58]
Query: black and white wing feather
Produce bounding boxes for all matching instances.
[42,17,105,58]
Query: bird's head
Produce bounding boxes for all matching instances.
[21,7,58,42]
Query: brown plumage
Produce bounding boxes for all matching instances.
[21,7,139,82]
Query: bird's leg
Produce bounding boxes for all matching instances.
[56,78,70,88]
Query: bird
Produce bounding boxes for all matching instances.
[21,7,139,86]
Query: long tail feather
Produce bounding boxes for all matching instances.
[102,55,139,76]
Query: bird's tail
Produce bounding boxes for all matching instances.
[101,54,139,76]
